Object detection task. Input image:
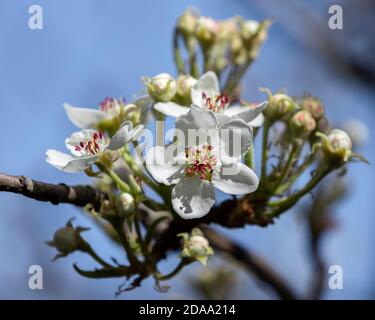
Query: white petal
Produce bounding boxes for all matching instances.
[175,106,218,147]
[224,101,267,124]
[219,119,253,160]
[106,122,144,151]
[212,162,259,195]
[171,177,215,219]
[46,150,97,173]
[154,102,190,118]
[65,129,98,156]
[214,113,231,126]
[63,103,108,129]
[191,71,220,107]
[145,146,184,185]
[249,113,264,127]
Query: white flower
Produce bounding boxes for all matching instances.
[145,107,259,219]
[328,129,352,151]
[63,97,136,129]
[46,122,143,173]
[154,71,267,127]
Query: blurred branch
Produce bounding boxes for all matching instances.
[0,172,105,211]
[201,226,298,300]
[304,175,346,299]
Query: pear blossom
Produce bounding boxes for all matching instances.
[46,121,143,173]
[64,97,139,130]
[146,107,259,219]
[154,71,267,127]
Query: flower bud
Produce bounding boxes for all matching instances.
[187,236,210,257]
[116,193,135,218]
[290,110,316,137]
[300,97,325,120]
[251,20,271,47]
[177,10,197,36]
[217,18,238,41]
[317,129,353,164]
[328,129,352,151]
[195,16,219,46]
[144,73,176,102]
[46,219,89,260]
[261,88,297,121]
[241,20,259,41]
[178,228,214,266]
[174,74,197,105]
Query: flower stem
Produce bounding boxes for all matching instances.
[260,119,271,190]
[245,143,255,170]
[275,149,317,195]
[173,29,186,74]
[271,140,303,193]
[96,161,130,193]
[82,243,113,269]
[155,259,190,281]
[266,162,331,217]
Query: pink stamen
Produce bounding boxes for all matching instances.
[201,92,230,112]
[185,144,217,181]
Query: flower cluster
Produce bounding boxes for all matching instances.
[176,9,271,74]
[40,9,367,290]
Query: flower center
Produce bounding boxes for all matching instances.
[201,92,229,113]
[185,144,217,181]
[74,131,105,156]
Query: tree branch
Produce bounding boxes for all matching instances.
[200,226,299,300]
[1,172,299,299]
[0,173,105,211]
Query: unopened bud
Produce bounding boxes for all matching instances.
[317,129,353,164]
[195,16,219,46]
[178,228,214,266]
[116,193,135,218]
[241,20,259,40]
[46,219,89,260]
[261,88,296,121]
[290,110,316,137]
[174,74,197,105]
[217,18,238,41]
[177,10,197,36]
[301,97,325,120]
[328,129,352,151]
[144,73,176,102]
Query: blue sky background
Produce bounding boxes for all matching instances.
[0,0,374,299]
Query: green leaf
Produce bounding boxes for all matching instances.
[73,264,131,279]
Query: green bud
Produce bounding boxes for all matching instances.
[300,97,325,120]
[317,129,353,164]
[290,110,316,137]
[217,18,239,41]
[261,88,297,121]
[195,16,219,46]
[178,228,214,266]
[46,219,89,260]
[144,73,176,102]
[177,10,197,37]
[116,193,135,218]
[174,74,197,105]
[240,19,259,41]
